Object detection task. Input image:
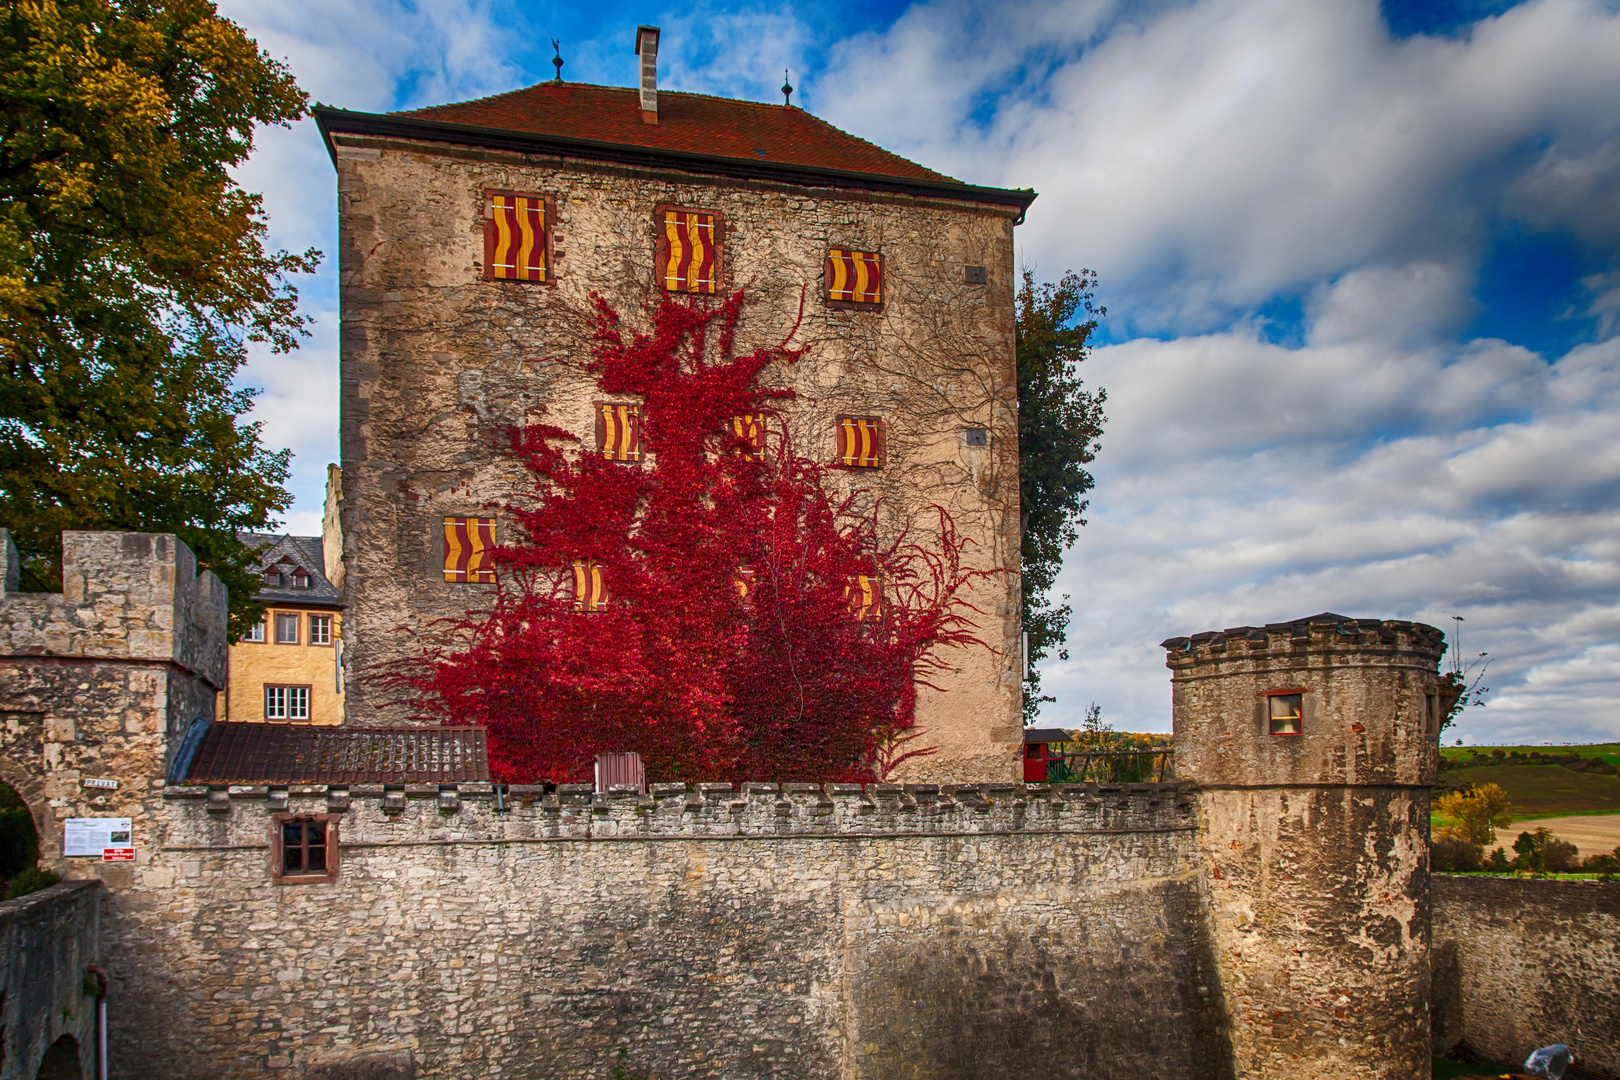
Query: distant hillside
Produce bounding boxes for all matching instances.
[1438,745,1620,819]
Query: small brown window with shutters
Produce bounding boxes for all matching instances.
[1267,690,1304,735]
[273,814,339,884]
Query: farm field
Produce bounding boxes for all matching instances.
[1436,763,1620,817]
[1442,743,1620,765]
[1498,813,1620,858]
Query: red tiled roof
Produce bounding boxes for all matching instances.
[184,723,488,784]
[397,82,952,183]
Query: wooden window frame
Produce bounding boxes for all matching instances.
[482,190,556,285]
[654,204,725,295]
[273,611,301,645]
[824,248,885,311]
[1265,688,1306,736]
[834,415,887,469]
[272,814,340,885]
[308,614,333,647]
[571,559,611,613]
[265,683,313,723]
[594,401,644,463]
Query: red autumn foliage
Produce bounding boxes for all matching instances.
[397,289,988,784]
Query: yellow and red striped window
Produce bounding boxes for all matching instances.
[826,249,883,305]
[729,413,766,460]
[846,574,883,621]
[572,559,610,613]
[596,403,642,462]
[734,564,756,601]
[660,209,719,294]
[835,416,885,468]
[484,192,548,282]
[443,517,497,583]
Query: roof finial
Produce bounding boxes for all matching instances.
[782,69,793,106]
[551,39,564,83]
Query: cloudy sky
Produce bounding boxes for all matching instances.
[221,0,1620,743]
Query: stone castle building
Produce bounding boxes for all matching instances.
[314,26,1035,781]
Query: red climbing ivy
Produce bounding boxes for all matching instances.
[398,289,987,784]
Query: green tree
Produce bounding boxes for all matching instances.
[1435,782,1513,850]
[1015,269,1106,721]
[0,0,318,636]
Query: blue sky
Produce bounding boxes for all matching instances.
[223,0,1620,743]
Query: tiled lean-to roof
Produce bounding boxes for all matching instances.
[184,723,489,784]
[314,83,1036,213]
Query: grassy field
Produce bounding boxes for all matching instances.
[1442,743,1620,766]
[1436,763,1620,817]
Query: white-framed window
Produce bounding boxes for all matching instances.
[265,684,311,722]
[274,612,300,644]
[244,619,265,643]
[308,614,332,646]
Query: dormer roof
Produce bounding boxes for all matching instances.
[241,532,342,608]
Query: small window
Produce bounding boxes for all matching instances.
[826,248,883,307]
[963,428,988,447]
[309,614,332,646]
[443,517,497,583]
[274,612,300,644]
[264,568,281,586]
[484,191,552,283]
[964,264,988,285]
[265,684,311,722]
[847,574,883,621]
[1026,744,1042,760]
[656,206,721,294]
[572,559,610,613]
[734,564,755,601]
[273,815,338,884]
[729,414,766,460]
[292,569,310,589]
[1268,692,1303,735]
[244,619,265,643]
[1426,693,1439,735]
[836,416,885,469]
[596,403,643,462]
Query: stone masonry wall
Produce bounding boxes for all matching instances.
[107,781,1230,1080]
[0,879,103,1080]
[1432,875,1620,1076]
[333,135,1024,782]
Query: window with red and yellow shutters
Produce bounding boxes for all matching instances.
[729,413,766,460]
[847,575,883,621]
[734,564,756,601]
[572,559,610,612]
[483,192,551,283]
[835,416,885,468]
[443,517,497,583]
[596,403,642,462]
[826,249,883,306]
[657,207,720,294]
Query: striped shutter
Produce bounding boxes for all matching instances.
[835,416,885,468]
[846,574,883,621]
[486,193,548,282]
[734,564,756,600]
[596,403,642,462]
[826,249,883,305]
[661,209,719,294]
[729,413,766,460]
[572,559,611,612]
[443,517,497,583]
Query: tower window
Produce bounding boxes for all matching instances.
[273,815,339,884]
[1268,692,1303,735]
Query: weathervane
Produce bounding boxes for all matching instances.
[551,39,564,83]
[782,69,793,106]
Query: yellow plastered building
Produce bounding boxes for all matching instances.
[223,528,345,725]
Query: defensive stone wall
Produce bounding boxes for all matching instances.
[0,879,103,1080]
[0,530,227,873]
[1432,875,1620,1076]
[108,780,1228,1080]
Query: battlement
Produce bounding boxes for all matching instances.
[0,529,228,687]
[1161,612,1445,672]
[162,780,1197,846]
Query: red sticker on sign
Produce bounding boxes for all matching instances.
[101,848,134,862]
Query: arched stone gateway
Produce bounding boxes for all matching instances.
[33,1035,84,1080]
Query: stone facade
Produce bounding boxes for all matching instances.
[1432,874,1620,1075]
[118,781,1222,1080]
[1164,615,1446,1080]
[0,879,103,1080]
[327,127,1026,782]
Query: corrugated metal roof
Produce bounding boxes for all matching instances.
[1024,728,1072,744]
[184,722,488,783]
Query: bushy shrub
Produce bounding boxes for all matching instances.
[3,866,60,901]
[1432,835,1483,872]
[1487,847,1512,872]
[1581,844,1620,877]
[1510,828,1581,873]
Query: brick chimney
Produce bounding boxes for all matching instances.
[635,25,660,124]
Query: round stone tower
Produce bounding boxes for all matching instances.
[1163,613,1445,1080]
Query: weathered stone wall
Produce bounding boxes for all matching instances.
[0,530,227,875]
[1166,617,1445,1080]
[333,135,1024,782]
[0,879,103,1080]
[1432,875,1620,1076]
[105,782,1228,1079]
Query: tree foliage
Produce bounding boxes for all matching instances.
[1016,269,1106,720]
[0,0,318,635]
[1435,782,1513,850]
[397,290,987,784]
